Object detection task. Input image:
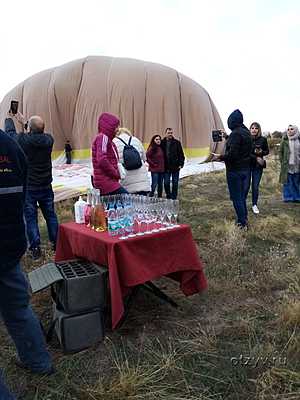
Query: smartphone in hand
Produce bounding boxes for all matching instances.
[10,100,19,115]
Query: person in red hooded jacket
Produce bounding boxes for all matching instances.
[92,113,128,195]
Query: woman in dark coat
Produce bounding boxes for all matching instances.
[146,135,165,197]
[247,122,269,214]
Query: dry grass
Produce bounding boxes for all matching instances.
[1,156,300,399]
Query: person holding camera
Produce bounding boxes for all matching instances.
[246,122,269,214]
[17,115,59,260]
[212,110,252,228]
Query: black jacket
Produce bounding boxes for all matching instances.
[161,137,185,172]
[0,130,27,271]
[250,136,269,168]
[65,143,72,152]
[17,131,54,187]
[220,110,252,171]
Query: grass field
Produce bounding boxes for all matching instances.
[1,158,299,400]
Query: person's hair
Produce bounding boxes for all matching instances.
[28,116,45,133]
[249,122,262,137]
[165,127,173,134]
[116,127,132,137]
[148,134,162,149]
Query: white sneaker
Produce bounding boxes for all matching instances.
[252,205,259,214]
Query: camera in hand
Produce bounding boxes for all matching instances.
[10,100,19,115]
[254,145,262,155]
[212,130,223,142]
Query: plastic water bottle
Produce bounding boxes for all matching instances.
[107,207,119,236]
[74,196,86,224]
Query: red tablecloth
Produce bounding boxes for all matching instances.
[55,222,207,328]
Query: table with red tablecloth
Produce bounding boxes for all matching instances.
[55,222,207,329]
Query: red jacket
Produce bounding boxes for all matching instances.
[92,132,121,194]
[146,145,165,173]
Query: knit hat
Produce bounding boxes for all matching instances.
[98,112,120,137]
[227,109,243,130]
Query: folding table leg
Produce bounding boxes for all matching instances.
[142,281,178,308]
[115,286,140,329]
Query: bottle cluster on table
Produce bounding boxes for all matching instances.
[74,192,180,239]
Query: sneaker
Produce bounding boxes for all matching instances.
[252,205,259,214]
[30,247,41,260]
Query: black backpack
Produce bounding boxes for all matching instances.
[117,137,142,170]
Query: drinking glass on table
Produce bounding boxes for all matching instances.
[173,200,180,226]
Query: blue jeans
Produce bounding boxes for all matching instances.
[108,186,129,195]
[226,169,251,227]
[283,172,300,202]
[24,187,59,250]
[0,371,15,400]
[246,167,263,206]
[0,262,52,399]
[164,171,180,200]
[150,172,164,197]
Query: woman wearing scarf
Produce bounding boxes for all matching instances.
[279,125,300,202]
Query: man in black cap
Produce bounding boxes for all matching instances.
[212,110,252,228]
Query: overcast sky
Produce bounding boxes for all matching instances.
[0,0,299,132]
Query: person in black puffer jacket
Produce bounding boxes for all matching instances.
[0,130,53,399]
[246,122,269,214]
[17,115,58,259]
[214,109,252,228]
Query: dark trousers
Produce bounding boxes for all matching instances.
[24,187,59,250]
[283,172,300,202]
[66,152,72,164]
[245,167,263,206]
[0,262,52,399]
[226,169,250,227]
[108,186,129,195]
[150,172,164,197]
[164,171,180,200]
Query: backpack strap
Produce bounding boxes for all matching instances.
[116,137,129,146]
[128,136,132,146]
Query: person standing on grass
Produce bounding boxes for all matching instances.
[92,112,128,195]
[212,110,252,228]
[0,130,54,400]
[161,127,185,199]
[64,140,72,164]
[146,134,165,197]
[279,125,300,202]
[16,115,59,260]
[113,127,151,195]
[246,122,269,214]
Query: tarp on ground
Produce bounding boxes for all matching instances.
[52,160,225,202]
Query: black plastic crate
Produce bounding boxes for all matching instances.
[54,260,108,314]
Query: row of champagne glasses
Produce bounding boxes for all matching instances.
[97,194,180,239]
